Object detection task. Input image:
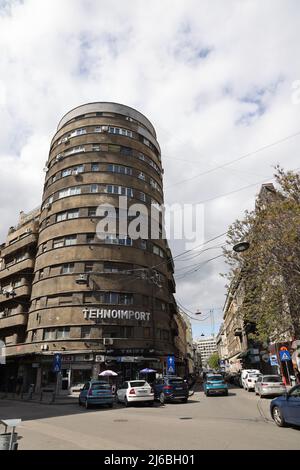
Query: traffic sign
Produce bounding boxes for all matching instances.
[52,353,62,373]
[270,354,279,366]
[166,356,175,374]
[279,350,291,362]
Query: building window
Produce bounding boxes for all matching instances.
[141,240,147,250]
[61,263,74,274]
[91,163,99,171]
[65,235,77,246]
[56,327,70,339]
[104,234,132,246]
[144,327,151,339]
[139,192,146,202]
[58,186,81,198]
[84,262,94,273]
[138,172,145,181]
[43,328,56,340]
[108,144,121,153]
[88,207,96,217]
[153,245,164,258]
[86,234,95,244]
[107,164,132,175]
[120,146,132,156]
[90,184,99,193]
[81,326,91,339]
[53,238,64,248]
[108,127,132,138]
[92,145,101,151]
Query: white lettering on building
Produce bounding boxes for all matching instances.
[83,308,151,321]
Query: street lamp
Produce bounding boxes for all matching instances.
[232,241,250,253]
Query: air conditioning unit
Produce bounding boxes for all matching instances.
[83,354,93,361]
[62,137,69,143]
[0,312,4,319]
[43,167,49,172]
[25,228,32,234]
[76,273,88,285]
[56,154,64,161]
[101,126,108,132]
[95,355,105,363]
[41,344,49,351]
[103,338,114,346]
[44,202,51,210]
[72,169,79,176]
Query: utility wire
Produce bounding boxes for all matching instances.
[164,130,300,189]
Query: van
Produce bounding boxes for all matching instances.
[241,369,261,391]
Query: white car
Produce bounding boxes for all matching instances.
[116,380,154,406]
[242,370,261,391]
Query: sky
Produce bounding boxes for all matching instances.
[1,0,300,339]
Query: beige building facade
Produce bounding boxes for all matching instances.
[0,102,179,392]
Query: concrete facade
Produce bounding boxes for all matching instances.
[0,102,179,393]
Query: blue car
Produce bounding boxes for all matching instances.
[79,380,114,409]
[270,384,300,427]
[203,374,228,396]
[153,376,189,404]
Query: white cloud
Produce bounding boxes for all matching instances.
[1,0,300,337]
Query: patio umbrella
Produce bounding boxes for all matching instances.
[140,368,156,374]
[99,370,118,376]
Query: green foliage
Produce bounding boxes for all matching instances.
[223,167,300,342]
[207,352,220,369]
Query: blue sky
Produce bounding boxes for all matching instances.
[1,0,300,338]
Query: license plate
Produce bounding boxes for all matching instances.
[175,387,183,390]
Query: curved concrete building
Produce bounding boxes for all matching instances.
[10,102,178,390]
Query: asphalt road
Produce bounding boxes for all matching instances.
[0,387,299,450]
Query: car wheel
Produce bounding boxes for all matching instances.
[247,388,251,392]
[78,398,82,406]
[85,399,89,409]
[148,401,154,406]
[272,406,286,427]
[159,392,165,405]
[181,398,188,403]
[206,391,210,397]
[224,390,228,396]
[124,397,129,407]
[108,403,113,408]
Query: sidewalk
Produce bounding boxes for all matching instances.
[0,392,79,405]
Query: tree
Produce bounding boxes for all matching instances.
[207,352,220,369]
[223,167,300,342]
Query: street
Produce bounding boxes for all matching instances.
[1,387,299,450]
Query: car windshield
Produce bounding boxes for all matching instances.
[249,374,260,378]
[168,378,184,384]
[130,381,147,387]
[91,383,111,390]
[208,375,223,381]
[263,376,282,383]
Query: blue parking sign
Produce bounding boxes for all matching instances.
[52,353,62,373]
[167,356,175,374]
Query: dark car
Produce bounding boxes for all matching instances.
[153,376,189,404]
[270,384,300,427]
[79,380,114,409]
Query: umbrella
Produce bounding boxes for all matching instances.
[140,368,156,374]
[99,370,118,376]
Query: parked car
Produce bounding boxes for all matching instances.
[79,380,114,409]
[241,370,261,391]
[116,380,154,406]
[203,373,228,396]
[270,384,300,427]
[255,375,286,398]
[153,376,189,404]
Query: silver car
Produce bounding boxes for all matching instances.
[255,375,286,398]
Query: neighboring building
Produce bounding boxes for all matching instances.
[0,102,179,393]
[216,323,228,368]
[194,336,217,367]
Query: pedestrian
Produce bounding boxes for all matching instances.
[16,375,23,395]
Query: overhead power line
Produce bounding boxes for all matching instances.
[164,130,300,189]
